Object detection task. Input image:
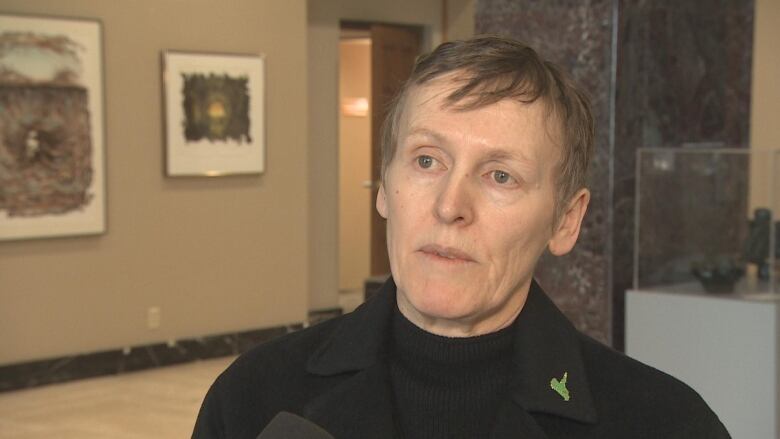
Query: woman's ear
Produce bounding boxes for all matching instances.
[548,188,590,256]
[376,182,388,219]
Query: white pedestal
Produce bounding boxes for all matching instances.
[626,285,780,439]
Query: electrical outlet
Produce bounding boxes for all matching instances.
[147,306,161,329]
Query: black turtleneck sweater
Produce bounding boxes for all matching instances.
[388,306,516,439]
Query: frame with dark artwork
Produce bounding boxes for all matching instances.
[0,14,106,241]
[162,51,265,177]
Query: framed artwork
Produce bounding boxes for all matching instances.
[0,14,106,241]
[162,51,265,177]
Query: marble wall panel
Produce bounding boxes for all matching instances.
[476,0,754,348]
[476,0,616,344]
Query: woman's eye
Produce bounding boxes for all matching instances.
[492,170,512,184]
[417,155,434,169]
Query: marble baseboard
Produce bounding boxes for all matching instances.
[308,307,343,326]
[0,315,345,393]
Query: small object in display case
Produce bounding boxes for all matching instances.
[634,148,780,296]
[690,257,743,294]
[743,207,779,279]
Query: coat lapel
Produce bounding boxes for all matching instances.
[490,400,550,439]
[510,281,597,425]
[303,362,397,439]
[303,279,397,438]
[489,280,598,439]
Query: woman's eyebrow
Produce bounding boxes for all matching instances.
[481,147,535,167]
[404,127,448,144]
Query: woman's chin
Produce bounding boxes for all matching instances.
[401,286,477,323]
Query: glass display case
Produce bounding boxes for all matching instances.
[633,148,780,295]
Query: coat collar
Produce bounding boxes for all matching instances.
[306,277,397,375]
[304,278,597,438]
[303,279,398,438]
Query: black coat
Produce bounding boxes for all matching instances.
[192,279,730,438]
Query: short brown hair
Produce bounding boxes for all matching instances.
[380,36,594,221]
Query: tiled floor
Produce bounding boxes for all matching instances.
[0,355,235,439]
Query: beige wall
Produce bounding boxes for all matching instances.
[750,0,780,213]
[338,40,372,292]
[0,0,309,364]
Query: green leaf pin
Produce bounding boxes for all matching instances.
[550,372,570,401]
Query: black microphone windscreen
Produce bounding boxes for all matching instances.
[256,412,334,439]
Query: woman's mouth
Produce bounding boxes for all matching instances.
[418,244,475,263]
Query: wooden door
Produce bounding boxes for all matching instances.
[370,24,421,276]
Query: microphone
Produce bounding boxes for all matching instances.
[256,412,334,439]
